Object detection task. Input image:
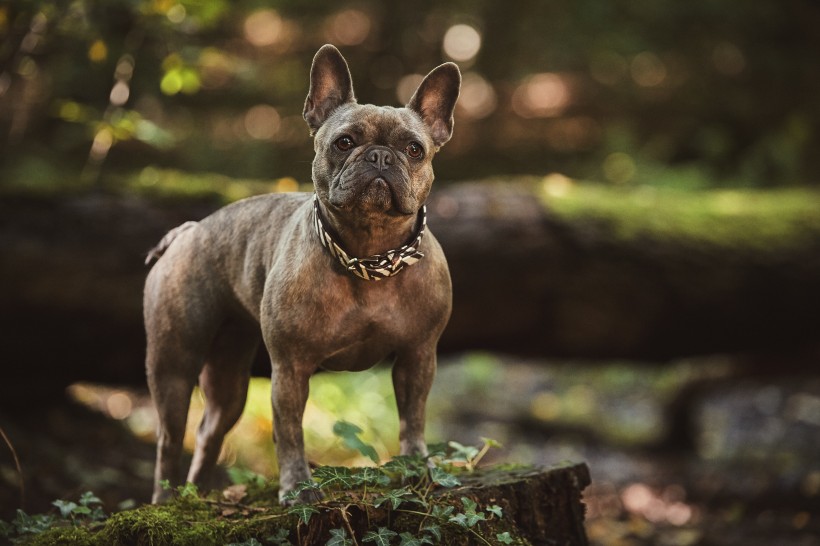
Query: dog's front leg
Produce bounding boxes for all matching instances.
[270,361,318,504]
[392,346,437,457]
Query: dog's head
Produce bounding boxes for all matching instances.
[304,45,460,217]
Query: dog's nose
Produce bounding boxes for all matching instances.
[365,147,394,171]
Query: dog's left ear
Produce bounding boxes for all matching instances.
[304,44,356,133]
[407,63,461,148]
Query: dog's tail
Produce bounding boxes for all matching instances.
[145,221,198,265]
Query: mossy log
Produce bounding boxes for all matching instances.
[3,180,820,403]
[21,464,591,546]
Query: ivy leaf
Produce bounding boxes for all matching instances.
[480,437,503,449]
[266,528,293,545]
[420,521,441,542]
[449,497,486,528]
[332,420,380,464]
[447,441,479,463]
[78,492,102,507]
[373,486,414,510]
[383,456,424,479]
[426,442,449,459]
[430,467,461,488]
[487,505,504,519]
[313,466,357,490]
[460,497,477,513]
[449,513,468,527]
[282,480,321,502]
[397,532,433,546]
[72,506,92,516]
[497,531,514,544]
[228,467,267,487]
[430,504,454,519]
[287,504,320,525]
[12,510,54,534]
[326,527,353,546]
[466,511,486,527]
[52,500,78,518]
[362,527,398,546]
[352,467,391,488]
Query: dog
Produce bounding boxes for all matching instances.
[144,44,460,504]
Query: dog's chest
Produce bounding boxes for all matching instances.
[264,271,425,371]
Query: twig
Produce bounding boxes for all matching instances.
[0,425,24,508]
[339,505,360,546]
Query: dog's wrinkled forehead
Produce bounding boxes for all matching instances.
[318,103,432,148]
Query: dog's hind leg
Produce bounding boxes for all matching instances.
[146,341,201,503]
[186,319,260,492]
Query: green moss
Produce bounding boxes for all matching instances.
[537,179,820,251]
[22,526,99,546]
[119,167,312,204]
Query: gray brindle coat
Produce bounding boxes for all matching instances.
[143,44,460,504]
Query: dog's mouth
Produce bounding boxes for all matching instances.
[331,171,415,215]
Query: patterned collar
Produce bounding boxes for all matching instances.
[312,194,426,281]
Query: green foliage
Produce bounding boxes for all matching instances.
[541,182,820,251]
[326,528,353,546]
[445,437,502,472]
[228,467,268,487]
[0,438,517,545]
[286,504,319,526]
[363,527,398,546]
[496,531,514,544]
[430,467,461,488]
[266,529,293,546]
[333,420,381,464]
[449,498,486,528]
[373,486,416,510]
[312,466,359,490]
[397,532,433,546]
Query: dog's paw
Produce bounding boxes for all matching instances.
[279,487,324,506]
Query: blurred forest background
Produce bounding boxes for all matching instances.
[1,0,820,545]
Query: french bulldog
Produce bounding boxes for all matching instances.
[144,44,460,504]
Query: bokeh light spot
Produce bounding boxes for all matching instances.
[244,104,281,140]
[88,39,108,63]
[443,24,481,62]
[457,72,497,119]
[106,392,133,420]
[603,152,636,184]
[542,173,574,197]
[244,9,283,47]
[110,81,130,106]
[166,3,186,24]
[396,73,424,105]
[631,52,667,87]
[512,73,570,118]
[327,9,371,46]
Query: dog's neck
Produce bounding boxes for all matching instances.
[314,197,421,258]
[312,195,426,281]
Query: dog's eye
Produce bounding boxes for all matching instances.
[335,136,355,152]
[405,141,424,159]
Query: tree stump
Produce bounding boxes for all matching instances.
[14,463,591,546]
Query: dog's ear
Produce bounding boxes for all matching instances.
[303,44,356,133]
[407,62,461,148]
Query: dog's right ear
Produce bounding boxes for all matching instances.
[303,44,356,134]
